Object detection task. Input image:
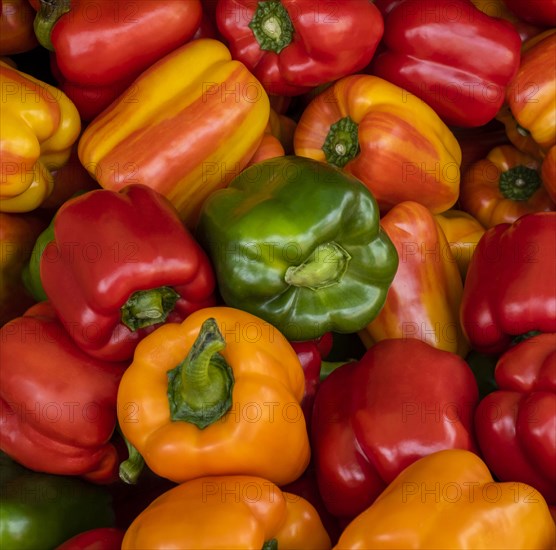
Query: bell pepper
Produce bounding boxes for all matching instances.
[33,0,202,121]
[334,449,556,549]
[78,38,270,229]
[506,30,556,153]
[311,338,479,521]
[370,0,522,128]
[0,211,46,325]
[39,184,216,362]
[460,212,556,354]
[0,301,127,483]
[460,144,556,228]
[293,74,462,214]
[196,156,399,342]
[117,307,311,486]
[359,201,469,357]
[0,0,38,54]
[121,475,331,549]
[0,452,116,550]
[502,0,556,27]
[474,332,556,504]
[543,145,556,203]
[216,0,384,96]
[0,61,80,212]
[55,528,125,550]
[434,209,486,280]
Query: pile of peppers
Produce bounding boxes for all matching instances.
[1,0,556,548]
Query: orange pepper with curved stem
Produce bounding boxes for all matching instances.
[122,475,331,549]
[293,74,461,214]
[117,307,310,486]
[460,144,555,228]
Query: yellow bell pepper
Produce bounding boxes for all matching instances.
[335,449,556,549]
[78,38,270,229]
[117,307,310,486]
[122,475,331,549]
[0,61,81,212]
[434,210,486,280]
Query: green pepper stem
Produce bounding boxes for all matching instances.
[34,0,71,51]
[119,436,145,485]
[262,540,278,550]
[322,116,360,168]
[167,318,234,430]
[499,165,541,201]
[285,242,351,290]
[248,0,294,54]
[120,286,180,331]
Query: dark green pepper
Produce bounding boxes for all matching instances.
[21,217,54,302]
[0,453,115,550]
[197,156,398,341]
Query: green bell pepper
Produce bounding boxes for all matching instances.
[197,156,398,341]
[0,453,115,550]
[21,217,54,302]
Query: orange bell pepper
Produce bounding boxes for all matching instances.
[460,144,556,228]
[78,38,270,229]
[117,307,310,486]
[293,74,461,214]
[359,202,469,357]
[334,449,556,549]
[0,61,81,212]
[122,475,331,549]
[506,30,556,154]
[434,210,485,280]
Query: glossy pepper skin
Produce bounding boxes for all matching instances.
[502,0,556,27]
[0,0,38,54]
[40,185,216,362]
[434,209,485,280]
[78,38,270,229]
[117,307,310,486]
[506,30,556,154]
[460,212,556,355]
[543,146,556,203]
[0,302,126,483]
[475,333,556,504]
[216,0,384,96]
[0,212,45,325]
[0,453,116,550]
[293,75,461,214]
[334,449,556,549]
[370,0,522,128]
[122,475,331,549]
[0,61,80,212]
[359,202,469,357]
[460,144,556,228]
[311,338,479,521]
[54,528,125,550]
[197,156,398,342]
[33,0,202,121]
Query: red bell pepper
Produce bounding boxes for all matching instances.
[0,0,38,54]
[55,528,125,550]
[0,302,126,483]
[370,0,522,127]
[40,184,216,362]
[33,0,202,120]
[460,212,556,355]
[475,332,556,504]
[216,0,384,96]
[502,0,556,27]
[311,338,479,521]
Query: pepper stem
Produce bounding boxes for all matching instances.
[322,117,360,168]
[248,1,294,54]
[119,436,145,485]
[167,318,234,429]
[262,540,278,550]
[34,0,71,51]
[499,165,541,201]
[121,286,180,331]
[285,242,351,290]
